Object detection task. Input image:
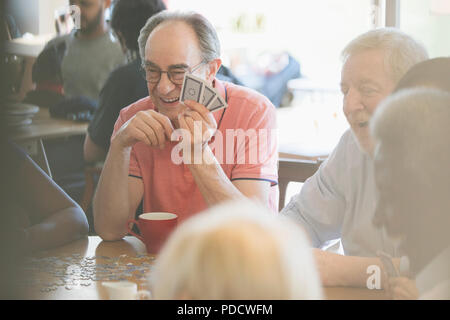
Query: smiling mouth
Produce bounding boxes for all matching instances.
[160,96,180,104]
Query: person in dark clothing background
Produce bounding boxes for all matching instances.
[22,42,66,109]
[83,0,167,163]
[81,0,166,234]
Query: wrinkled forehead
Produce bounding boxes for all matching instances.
[341,49,391,82]
[145,20,202,60]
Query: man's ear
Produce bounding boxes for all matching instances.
[206,58,222,83]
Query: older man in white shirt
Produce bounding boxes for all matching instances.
[281,28,428,288]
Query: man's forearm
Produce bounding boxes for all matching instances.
[93,143,132,240]
[314,249,390,288]
[187,146,244,206]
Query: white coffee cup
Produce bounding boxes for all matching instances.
[102,281,138,300]
[102,281,152,300]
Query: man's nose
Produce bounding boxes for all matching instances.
[156,73,176,96]
[343,88,364,115]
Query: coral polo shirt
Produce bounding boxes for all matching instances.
[112,79,278,223]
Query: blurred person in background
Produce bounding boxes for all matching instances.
[84,0,167,163]
[22,41,66,109]
[82,0,166,233]
[40,0,125,102]
[24,0,126,211]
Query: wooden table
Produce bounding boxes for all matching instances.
[18,236,150,300]
[5,34,54,58]
[8,107,88,178]
[16,236,387,300]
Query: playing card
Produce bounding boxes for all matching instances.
[180,73,227,111]
[180,74,204,103]
[207,93,227,112]
[201,85,217,108]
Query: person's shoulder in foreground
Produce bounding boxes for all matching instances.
[2,141,88,254]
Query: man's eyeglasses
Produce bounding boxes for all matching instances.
[140,61,206,85]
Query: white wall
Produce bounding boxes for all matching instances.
[39,0,69,35]
[6,0,39,35]
[6,0,68,35]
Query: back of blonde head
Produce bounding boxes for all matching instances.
[150,200,322,300]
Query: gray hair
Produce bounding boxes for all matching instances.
[370,88,450,272]
[341,28,428,84]
[371,88,450,183]
[394,57,450,93]
[138,10,221,63]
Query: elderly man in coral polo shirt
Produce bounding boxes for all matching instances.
[93,11,278,240]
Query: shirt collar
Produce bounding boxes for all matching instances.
[211,78,227,123]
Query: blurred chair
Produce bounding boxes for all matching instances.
[278,157,324,210]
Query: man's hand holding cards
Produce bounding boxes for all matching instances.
[180,73,227,112]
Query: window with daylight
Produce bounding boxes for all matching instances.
[168,0,374,84]
[399,0,450,58]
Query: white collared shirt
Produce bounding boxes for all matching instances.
[281,129,400,257]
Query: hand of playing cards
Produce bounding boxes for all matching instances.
[180,73,228,112]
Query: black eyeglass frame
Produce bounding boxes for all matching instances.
[140,60,207,85]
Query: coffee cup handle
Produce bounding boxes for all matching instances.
[126,219,144,242]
